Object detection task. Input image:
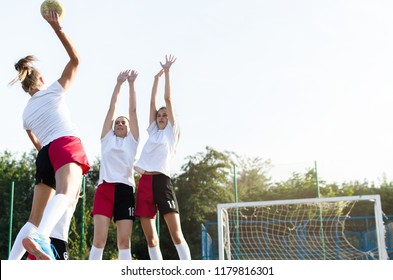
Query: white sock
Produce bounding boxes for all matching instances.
[89,245,104,260]
[175,242,191,260]
[8,222,37,260]
[148,245,163,260]
[119,248,131,260]
[37,194,69,238]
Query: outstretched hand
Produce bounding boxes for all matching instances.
[127,70,138,83]
[160,54,177,72]
[43,10,62,32]
[117,70,130,84]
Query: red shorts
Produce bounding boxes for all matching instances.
[48,136,90,175]
[91,181,135,222]
[135,174,179,218]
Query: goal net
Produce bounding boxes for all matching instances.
[217,195,388,260]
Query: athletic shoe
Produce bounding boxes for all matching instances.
[22,233,55,260]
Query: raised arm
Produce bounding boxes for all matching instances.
[127,70,139,140]
[101,70,129,139]
[160,55,177,126]
[43,10,79,91]
[149,69,164,124]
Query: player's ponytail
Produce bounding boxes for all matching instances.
[9,55,40,93]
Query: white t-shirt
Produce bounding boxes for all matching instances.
[22,81,80,147]
[98,130,139,187]
[135,121,180,177]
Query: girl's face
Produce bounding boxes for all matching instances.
[114,116,130,137]
[156,108,168,130]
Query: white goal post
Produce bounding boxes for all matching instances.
[217,195,388,260]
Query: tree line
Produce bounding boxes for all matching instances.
[1,146,392,260]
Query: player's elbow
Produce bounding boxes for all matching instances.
[71,56,81,67]
[164,96,172,104]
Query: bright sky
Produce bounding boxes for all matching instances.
[1,0,393,185]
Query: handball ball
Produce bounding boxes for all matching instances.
[40,0,65,19]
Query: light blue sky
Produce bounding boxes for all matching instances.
[1,0,393,185]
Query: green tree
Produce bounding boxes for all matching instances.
[380,179,393,215]
[235,156,272,202]
[172,146,234,259]
[269,168,322,200]
[0,150,36,260]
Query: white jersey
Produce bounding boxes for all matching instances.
[135,121,179,177]
[22,81,80,147]
[98,130,139,187]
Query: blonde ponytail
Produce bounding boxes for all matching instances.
[9,55,40,92]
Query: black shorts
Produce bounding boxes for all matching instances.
[51,237,69,260]
[35,143,56,189]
